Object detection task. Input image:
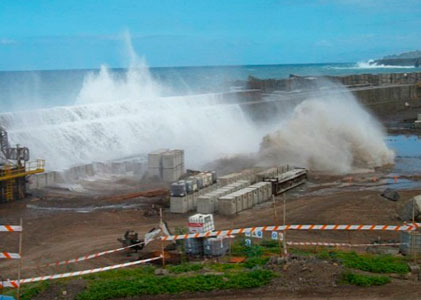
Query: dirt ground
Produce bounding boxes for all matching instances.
[1,168,420,298]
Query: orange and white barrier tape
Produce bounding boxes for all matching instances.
[38,242,145,269]
[0,280,19,289]
[0,225,22,232]
[161,223,421,241]
[2,256,161,288]
[0,251,21,259]
[287,241,402,247]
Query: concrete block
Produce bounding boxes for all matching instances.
[218,197,236,216]
[148,167,161,178]
[187,194,194,211]
[28,174,39,190]
[163,168,179,182]
[46,172,56,186]
[197,196,216,214]
[85,164,95,177]
[236,195,243,212]
[148,149,169,169]
[242,192,248,209]
[170,196,189,214]
[37,173,47,188]
[162,151,178,168]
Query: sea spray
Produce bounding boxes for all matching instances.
[258,86,395,173]
[0,34,395,174]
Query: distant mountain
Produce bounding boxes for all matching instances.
[372,50,421,67]
[383,50,421,59]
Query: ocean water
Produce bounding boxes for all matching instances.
[1,62,420,111]
[0,61,418,171]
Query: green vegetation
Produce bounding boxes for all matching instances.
[77,269,275,300]
[318,250,409,274]
[341,272,391,287]
[208,263,243,272]
[243,257,270,269]
[231,241,263,257]
[167,262,203,273]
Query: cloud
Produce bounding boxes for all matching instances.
[0,38,17,45]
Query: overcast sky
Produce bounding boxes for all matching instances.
[0,0,420,70]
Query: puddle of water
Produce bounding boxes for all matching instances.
[386,135,421,174]
[27,203,144,213]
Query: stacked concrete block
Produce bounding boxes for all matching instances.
[162,150,184,182]
[148,149,184,182]
[218,182,273,216]
[196,180,249,214]
[218,195,236,215]
[148,148,168,178]
[170,196,189,214]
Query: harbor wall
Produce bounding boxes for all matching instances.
[28,159,146,190]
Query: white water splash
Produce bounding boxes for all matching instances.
[259,86,395,173]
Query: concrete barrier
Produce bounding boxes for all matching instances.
[27,159,146,191]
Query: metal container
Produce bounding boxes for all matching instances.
[204,237,230,256]
[185,238,204,255]
[170,181,186,197]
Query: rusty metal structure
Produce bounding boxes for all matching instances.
[0,126,44,202]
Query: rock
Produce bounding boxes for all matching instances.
[381,188,400,202]
[408,263,420,274]
[400,195,421,221]
[277,257,287,264]
[154,268,169,276]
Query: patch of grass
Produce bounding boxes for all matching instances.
[167,262,203,273]
[83,265,155,280]
[76,269,275,300]
[243,257,270,269]
[320,251,409,274]
[341,272,391,287]
[231,240,263,257]
[208,263,243,272]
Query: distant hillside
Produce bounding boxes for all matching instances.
[373,50,421,67]
[383,50,421,59]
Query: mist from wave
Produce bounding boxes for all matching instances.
[1,34,272,171]
[327,59,416,70]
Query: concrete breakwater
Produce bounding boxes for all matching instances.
[242,72,421,117]
[28,158,146,189]
[247,72,421,91]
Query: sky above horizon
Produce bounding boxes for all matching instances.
[0,0,420,71]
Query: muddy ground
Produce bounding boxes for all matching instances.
[1,169,420,299]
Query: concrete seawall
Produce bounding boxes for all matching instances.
[28,159,146,190]
[242,72,421,117]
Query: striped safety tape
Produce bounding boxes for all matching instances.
[161,223,421,241]
[4,256,162,288]
[286,241,402,247]
[0,251,21,259]
[0,280,19,289]
[0,225,22,232]
[37,241,145,269]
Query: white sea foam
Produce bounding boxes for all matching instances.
[328,59,415,70]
